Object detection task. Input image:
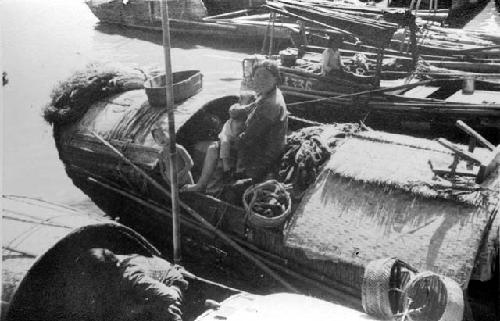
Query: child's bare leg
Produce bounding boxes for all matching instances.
[182,143,219,192]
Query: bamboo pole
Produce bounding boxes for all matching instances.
[89,131,298,293]
[160,0,182,265]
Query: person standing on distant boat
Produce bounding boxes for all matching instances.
[152,123,194,188]
[321,36,344,77]
[183,60,288,192]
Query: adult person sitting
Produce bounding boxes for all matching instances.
[321,36,344,77]
[183,60,288,192]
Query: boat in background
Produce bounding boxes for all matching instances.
[266,0,500,59]
[242,54,500,140]
[86,0,500,61]
[85,0,293,40]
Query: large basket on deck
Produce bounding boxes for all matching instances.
[144,70,202,106]
[401,271,463,321]
[362,258,416,319]
[243,180,292,229]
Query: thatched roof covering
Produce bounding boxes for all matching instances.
[285,130,499,288]
[327,131,496,206]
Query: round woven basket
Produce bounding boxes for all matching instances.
[362,258,415,319]
[243,180,291,229]
[401,271,463,321]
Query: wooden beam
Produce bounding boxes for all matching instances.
[437,138,483,165]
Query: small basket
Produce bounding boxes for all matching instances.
[401,271,463,321]
[243,180,291,229]
[362,258,416,319]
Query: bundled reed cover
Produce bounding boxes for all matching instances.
[43,63,148,125]
[327,131,497,206]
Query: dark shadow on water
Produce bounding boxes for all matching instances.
[95,22,265,54]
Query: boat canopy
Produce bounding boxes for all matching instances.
[2,195,162,321]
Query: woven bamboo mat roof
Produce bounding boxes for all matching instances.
[285,131,499,287]
[330,130,497,205]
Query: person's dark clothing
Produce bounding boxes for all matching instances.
[237,88,288,181]
[73,249,188,321]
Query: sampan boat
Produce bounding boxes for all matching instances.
[85,0,293,41]
[2,195,385,321]
[48,76,500,319]
[241,56,500,140]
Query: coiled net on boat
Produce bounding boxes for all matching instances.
[279,124,362,193]
[43,63,148,125]
[361,258,415,319]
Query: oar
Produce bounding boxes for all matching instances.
[285,79,433,107]
[455,45,500,55]
[90,131,298,293]
[456,120,495,151]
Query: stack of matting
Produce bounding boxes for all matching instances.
[284,130,499,290]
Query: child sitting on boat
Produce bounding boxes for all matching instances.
[151,123,194,188]
[182,104,247,192]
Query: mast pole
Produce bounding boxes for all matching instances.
[160,0,182,265]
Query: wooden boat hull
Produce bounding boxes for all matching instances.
[51,90,500,319]
[242,57,500,139]
[281,77,500,139]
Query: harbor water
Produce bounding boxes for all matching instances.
[1,0,500,208]
[1,0,263,212]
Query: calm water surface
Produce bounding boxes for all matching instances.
[1,0,499,209]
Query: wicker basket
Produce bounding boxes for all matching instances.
[243,180,291,229]
[144,70,202,106]
[362,258,416,319]
[401,271,464,321]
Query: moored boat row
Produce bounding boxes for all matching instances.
[30,1,500,319]
[40,62,500,320]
